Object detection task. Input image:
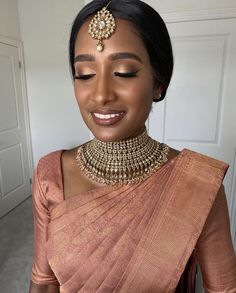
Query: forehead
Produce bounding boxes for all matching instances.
[74,18,149,60]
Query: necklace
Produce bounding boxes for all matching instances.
[76,128,169,185]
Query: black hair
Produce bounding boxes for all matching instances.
[69,0,174,101]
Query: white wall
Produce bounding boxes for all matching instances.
[85,0,236,20]
[0,0,21,40]
[17,0,89,166]
[16,0,236,167]
[145,0,236,13]
[85,0,236,10]
[145,0,236,22]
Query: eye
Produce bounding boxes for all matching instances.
[74,73,95,80]
[114,70,140,78]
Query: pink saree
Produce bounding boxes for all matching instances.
[31,149,236,292]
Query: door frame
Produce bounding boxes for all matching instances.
[0,36,33,185]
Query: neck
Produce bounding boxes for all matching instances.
[76,128,169,185]
[93,127,149,151]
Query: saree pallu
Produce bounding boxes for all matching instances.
[44,149,234,292]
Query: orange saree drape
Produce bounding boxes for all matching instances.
[31,149,236,293]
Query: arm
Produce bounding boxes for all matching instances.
[29,281,59,293]
[29,165,59,292]
[196,185,236,292]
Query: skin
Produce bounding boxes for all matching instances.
[64,18,179,196]
[29,18,179,293]
[73,19,162,142]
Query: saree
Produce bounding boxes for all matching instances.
[31,149,236,292]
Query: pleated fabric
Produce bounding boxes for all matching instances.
[31,149,236,293]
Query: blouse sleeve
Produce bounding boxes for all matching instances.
[31,165,59,286]
[196,185,236,292]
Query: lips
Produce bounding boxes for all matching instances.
[91,110,126,126]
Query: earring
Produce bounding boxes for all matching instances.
[153,94,162,102]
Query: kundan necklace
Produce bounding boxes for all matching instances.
[76,128,169,185]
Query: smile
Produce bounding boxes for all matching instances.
[93,113,123,119]
[91,111,125,126]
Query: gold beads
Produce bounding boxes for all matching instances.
[96,42,104,52]
[76,128,170,185]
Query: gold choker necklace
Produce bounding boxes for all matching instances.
[76,128,169,185]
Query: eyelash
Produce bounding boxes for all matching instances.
[114,71,139,78]
[74,70,139,80]
[74,74,95,80]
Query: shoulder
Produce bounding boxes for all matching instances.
[35,143,88,185]
[167,146,229,173]
[180,148,229,177]
[35,150,63,182]
[34,150,65,200]
[37,150,63,170]
[166,147,229,189]
[36,146,81,174]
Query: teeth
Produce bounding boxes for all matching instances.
[93,113,123,119]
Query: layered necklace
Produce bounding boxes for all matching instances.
[76,128,169,185]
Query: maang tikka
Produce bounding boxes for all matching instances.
[88,1,116,52]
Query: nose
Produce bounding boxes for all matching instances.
[92,73,115,105]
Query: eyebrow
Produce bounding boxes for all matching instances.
[74,52,143,64]
[109,52,143,63]
[74,54,94,62]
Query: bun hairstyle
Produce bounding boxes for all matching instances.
[69,0,174,102]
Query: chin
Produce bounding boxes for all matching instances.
[94,133,124,142]
[91,128,130,142]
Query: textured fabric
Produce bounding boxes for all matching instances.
[175,251,197,293]
[31,149,236,292]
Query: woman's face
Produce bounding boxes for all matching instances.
[74,18,161,142]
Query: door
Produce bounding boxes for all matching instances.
[148,17,236,246]
[0,40,32,218]
[148,17,236,293]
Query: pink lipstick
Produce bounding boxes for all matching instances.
[91,110,126,126]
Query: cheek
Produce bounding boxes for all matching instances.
[123,81,154,110]
[74,83,79,98]
[133,88,154,119]
[74,83,87,107]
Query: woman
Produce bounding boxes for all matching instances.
[29,0,236,292]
